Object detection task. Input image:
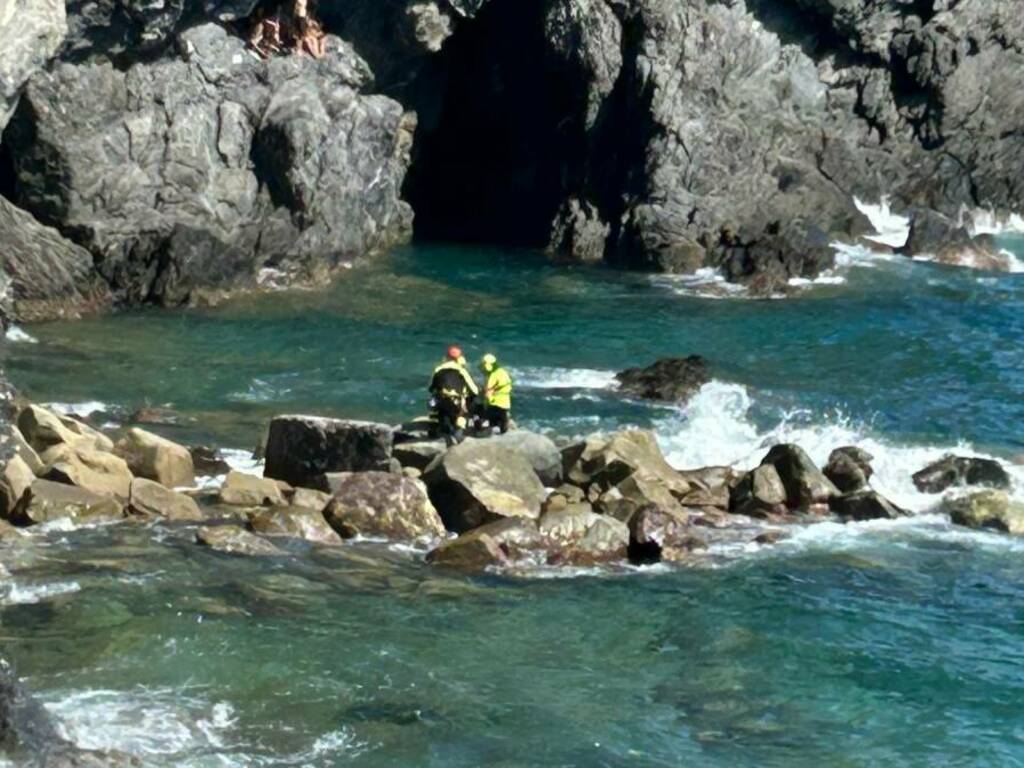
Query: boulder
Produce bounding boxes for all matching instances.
[824,447,874,493]
[830,490,906,522]
[481,431,563,486]
[323,472,445,541]
[426,532,510,569]
[615,356,711,403]
[761,444,838,508]
[263,415,394,488]
[539,503,629,564]
[128,478,203,521]
[628,505,705,564]
[0,455,35,520]
[115,427,195,488]
[249,506,343,545]
[597,471,682,523]
[422,441,546,533]
[41,443,133,499]
[393,440,447,471]
[218,471,286,507]
[291,487,332,512]
[195,525,283,556]
[0,0,66,131]
[16,405,93,453]
[901,209,1011,271]
[190,446,232,476]
[912,455,1011,494]
[563,430,690,496]
[730,464,788,517]
[945,491,1024,536]
[10,479,123,526]
[55,413,114,452]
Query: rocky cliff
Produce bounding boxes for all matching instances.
[0,0,1022,320]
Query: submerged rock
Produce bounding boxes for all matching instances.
[423,441,546,533]
[249,506,342,545]
[323,472,444,541]
[426,531,510,569]
[830,490,906,522]
[263,415,394,488]
[115,427,195,488]
[195,525,283,556]
[912,455,1011,494]
[615,356,711,403]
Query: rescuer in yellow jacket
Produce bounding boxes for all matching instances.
[478,353,512,434]
[429,345,479,445]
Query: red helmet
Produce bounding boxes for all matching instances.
[446,345,463,361]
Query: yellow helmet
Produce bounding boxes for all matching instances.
[480,353,497,373]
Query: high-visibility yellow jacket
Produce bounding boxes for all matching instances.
[431,359,479,399]
[485,366,512,410]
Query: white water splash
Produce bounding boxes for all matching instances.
[512,367,619,391]
[647,268,750,299]
[46,401,111,419]
[855,197,911,248]
[1,580,81,605]
[4,325,37,344]
[193,448,264,490]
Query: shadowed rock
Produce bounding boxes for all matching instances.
[913,455,1011,494]
[615,356,711,403]
[264,415,394,488]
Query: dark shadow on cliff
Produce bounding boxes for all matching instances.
[0,142,14,203]
[402,0,581,247]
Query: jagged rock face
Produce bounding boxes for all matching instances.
[5,23,414,308]
[0,0,66,131]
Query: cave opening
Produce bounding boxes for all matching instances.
[402,0,582,248]
[0,141,15,203]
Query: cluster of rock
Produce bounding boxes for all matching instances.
[1,0,1022,322]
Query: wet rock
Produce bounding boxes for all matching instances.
[190,446,231,476]
[10,479,123,525]
[218,471,286,507]
[945,490,1024,536]
[195,525,283,556]
[481,431,563,486]
[426,532,510,569]
[127,477,202,521]
[912,455,1011,494]
[824,447,874,493]
[0,455,35,520]
[754,529,788,546]
[323,472,445,541]
[249,506,342,545]
[291,487,331,512]
[761,444,839,508]
[422,441,546,533]
[41,442,133,500]
[130,406,184,426]
[393,440,447,471]
[114,427,195,488]
[0,198,112,323]
[263,415,394,488]
[628,505,705,565]
[830,490,906,522]
[615,356,711,403]
[562,429,690,497]
[598,471,682,524]
[539,503,629,565]
[730,464,788,518]
[901,209,1010,271]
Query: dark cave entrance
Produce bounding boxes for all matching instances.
[0,141,15,203]
[402,0,582,247]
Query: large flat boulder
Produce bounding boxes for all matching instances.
[249,506,342,545]
[479,431,563,486]
[323,472,444,541]
[218,471,286,507]
[393,440,447,471]
[263,415,394,488]
[10,479,123,526]
[41,442,133,499]
[912,455,1011,494]
[115,427,195,488]
[128,478,203,521]
[422,441,546,533]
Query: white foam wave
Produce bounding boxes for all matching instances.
[656,381,1024,514]
[1,580,81,605]
[193,448,264,490]
[966,209,1024,237]
[45,688,237,757]
[855,197,911,248]
[512,367,618,391]
[46,401,110,419]
[4,325,37,344]
[648,268,750,299]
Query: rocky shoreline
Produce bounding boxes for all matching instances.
[1,0,1023,323]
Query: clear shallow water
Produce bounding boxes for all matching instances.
[2,239,1024,765]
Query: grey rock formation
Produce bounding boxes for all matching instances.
[5,23,413,307]
[263,415,394,488]
[0,0,66,131]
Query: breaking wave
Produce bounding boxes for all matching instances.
[512,367,619,391]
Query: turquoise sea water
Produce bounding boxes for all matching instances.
[2,238,1024,765]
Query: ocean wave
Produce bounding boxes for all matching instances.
[511,366,619,390]
[854,197,911,248]
[45,401,111,419]
[193,448,264,489]
[647,268,750,299]
[655,380,1024,514]
[4,325,38,344]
